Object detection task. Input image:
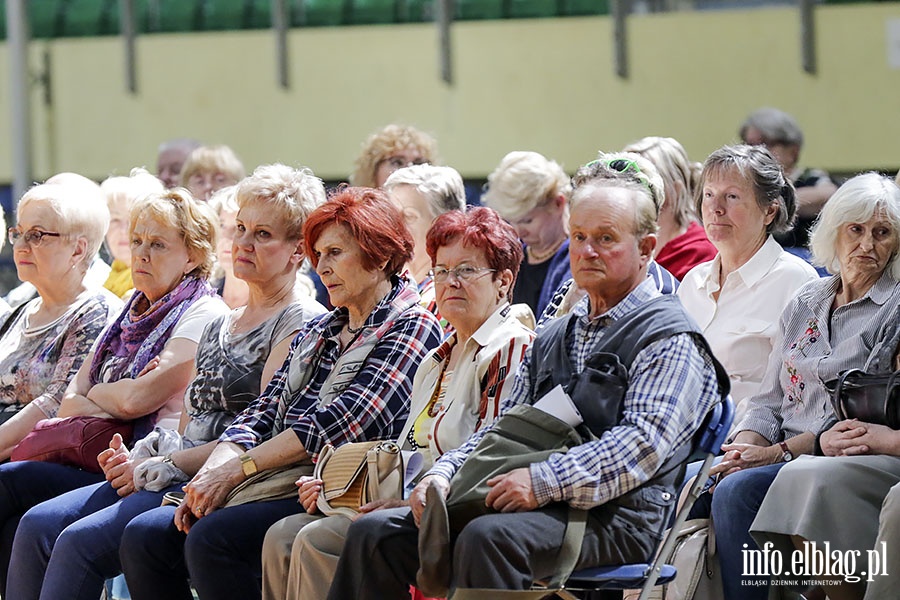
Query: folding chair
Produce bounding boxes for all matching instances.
[555,395,734,600]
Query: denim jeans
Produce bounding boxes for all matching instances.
[690,462,786,600]
[0,460,104,596]
[7,480,178,600]
[121,499,301,600]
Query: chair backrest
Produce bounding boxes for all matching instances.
[693,394,734,459]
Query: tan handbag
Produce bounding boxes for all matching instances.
[314,440,404,518]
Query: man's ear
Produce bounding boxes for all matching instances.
[639,233,657,262]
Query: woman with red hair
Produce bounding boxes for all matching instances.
[118,187,444,600]
[260,206,537,600]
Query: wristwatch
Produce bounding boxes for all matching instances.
[239,454,258,478]
[779,441,794,462]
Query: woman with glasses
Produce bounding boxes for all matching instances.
[482,151,572,316]
[260,205,535,600]
[350,124,439,189]
[180,144,246,202]
[0,176,122,453]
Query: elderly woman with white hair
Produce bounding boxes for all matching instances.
[692,172,900,600]
[0,178,122,454]
[741,173,900,600]
[383,163,466,326]
[481,151,571,316]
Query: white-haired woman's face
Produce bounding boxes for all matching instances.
[834,210,898,284]
[11,200,80,290]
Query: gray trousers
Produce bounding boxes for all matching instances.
[326,503,654,600]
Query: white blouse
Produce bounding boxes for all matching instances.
[677,236,819,417]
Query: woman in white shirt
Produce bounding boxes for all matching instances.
[677,145,819,421]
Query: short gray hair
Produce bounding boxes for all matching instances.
[19,174,110,265]
[568,151,662,238]
[383,164,466,218]
[234,164,326,240]
[809,172,900,278]
[739,107,804,148]
[481,151,571,220]
[101,168,165,211]
[697,144,796,235]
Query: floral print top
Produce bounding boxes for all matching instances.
[737,272,900,443]
[0,290,122,417]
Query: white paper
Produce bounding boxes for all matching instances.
[402,450,424,488]
[532,384,583,427]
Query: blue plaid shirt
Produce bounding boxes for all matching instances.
[428,278,721,509]
[221,277,443,459]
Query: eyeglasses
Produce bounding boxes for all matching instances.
[378,156,428,171]
[428,265,496,283]
[8,228,62,247]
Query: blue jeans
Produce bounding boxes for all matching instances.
[693,462,786,600]
[7,480,178,600]
[121,499,301,600]
[0,460,104,595]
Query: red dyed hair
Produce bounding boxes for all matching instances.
[303,186,414,275]
[425,206,523,287]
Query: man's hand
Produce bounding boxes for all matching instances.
[410,475,450,527]
[485,468,538,513]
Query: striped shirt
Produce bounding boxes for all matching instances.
[737,271,900,443]
[221,277,443,459]
[428,278,722,509]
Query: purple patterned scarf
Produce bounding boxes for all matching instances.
[89,276,215,386]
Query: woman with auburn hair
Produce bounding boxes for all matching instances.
[119,187,443,600]
[350,124,439,189]
[261,206,536,600]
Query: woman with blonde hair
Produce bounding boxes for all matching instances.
[623,136,717,280]
[180,144,246,202]
[101,168,165,298]
[350,124,439,189]
[481,151,571,315]
[7,164,329,600]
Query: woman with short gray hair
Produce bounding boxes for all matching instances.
[678,144,818,421]
[384,164,465,326]
[695,170,900,600]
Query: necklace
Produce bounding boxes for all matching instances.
[527,238,565,263]
[346,322,365,334]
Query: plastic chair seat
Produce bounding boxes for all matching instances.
[565,564,677,590]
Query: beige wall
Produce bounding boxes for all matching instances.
[0,3,899,184]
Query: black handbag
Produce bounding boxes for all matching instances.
[825,369,900,429]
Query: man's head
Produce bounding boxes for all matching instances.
[739,107,803,173]
[156,138,202,189]
[566,154,660,312]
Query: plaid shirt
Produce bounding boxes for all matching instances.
[221,277,443,459]
[428,278,722,509]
